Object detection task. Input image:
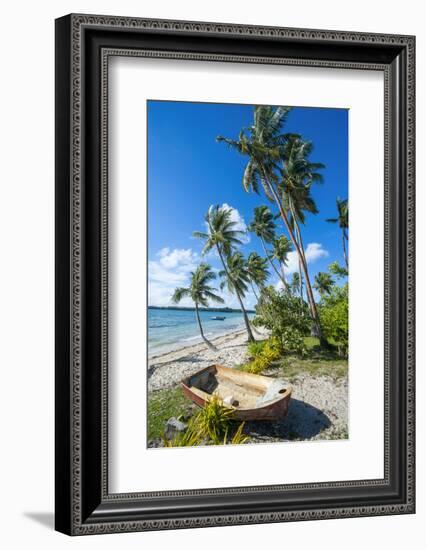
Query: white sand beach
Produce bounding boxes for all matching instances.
[148,327,348,443]
[148,328,260,392]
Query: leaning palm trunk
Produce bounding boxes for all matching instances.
[250,281,259,302]
[259,167,323,340]
[288,199,306,301]
[259,235,288,289]
[342,229,348,269]
[294,221,305,300]
[195,303,216,351]
[298,259,303,299]
[216,247,254,342]
[280,263,287,287]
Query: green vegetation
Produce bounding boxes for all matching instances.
[270,235,293,289]
[242,337,281,374]
[163,396,249,447]
[148,391,250,447]
[148,387,193,441]
[314,272,335,296]
[319,283,349,357]
[279,337,348,381]
[248,205,286,288]
[253,286,310,355]
[238,334,347,379]
[246,252,269,301]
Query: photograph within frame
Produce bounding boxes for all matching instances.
[146,100,349,450]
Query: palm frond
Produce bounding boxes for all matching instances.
[171,287,190,304]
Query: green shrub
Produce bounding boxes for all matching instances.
[163,395,248,447]
[319,283,348,357]
[242,336,281,374]
[253,286,311,353]
[247,339,267,358]
[196,395,234,445]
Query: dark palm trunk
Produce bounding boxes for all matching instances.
[195,302,216,350]
[280,263,287,288]
[260,235,288,289]
[289,199,305,301]
[260,167,325,343]
[294,223,305,300]
[342,229,348,269]
[216,247,254,342]
[250,281,259,301]
[298,259,303,300]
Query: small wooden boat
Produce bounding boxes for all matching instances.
[210,316,226,320]
[181,365,292,421]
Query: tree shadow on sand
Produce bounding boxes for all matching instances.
[148,355,206,380]
[244,398,331,441]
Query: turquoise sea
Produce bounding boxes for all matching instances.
[148,308,254,356]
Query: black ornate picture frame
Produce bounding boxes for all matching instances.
[55,14,415,535]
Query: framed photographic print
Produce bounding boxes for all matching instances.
[55,14,415,535]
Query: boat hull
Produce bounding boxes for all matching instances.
[181,365,291,421]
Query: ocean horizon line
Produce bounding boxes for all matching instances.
[148,305,256,314]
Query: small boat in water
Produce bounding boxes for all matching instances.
[181,365,292,421]
[210,316,226,320]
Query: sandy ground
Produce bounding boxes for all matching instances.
[148,328,348,442]
[148,328,258,391]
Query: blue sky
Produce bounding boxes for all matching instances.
[147,100,348,309]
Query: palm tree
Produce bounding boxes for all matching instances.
[314,272,334,297]
[193,205,254,341]
[218,252,254,341]
[248,205,286,287]
[326,198,349,269]
[217,106,323,339]
[290,272,302,297]
[279,136,324,301]
[172,263,224,350]
[270,236,292,289]
[246,252,269,300]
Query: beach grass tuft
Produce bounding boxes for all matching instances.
[147,387,193,441]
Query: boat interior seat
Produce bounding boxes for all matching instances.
[256,380,287,407]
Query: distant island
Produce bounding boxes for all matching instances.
[148,305,256,314]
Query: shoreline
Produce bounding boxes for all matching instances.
[148,327,248,364]
[148,327,267,392]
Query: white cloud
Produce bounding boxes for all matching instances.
[148,245,257,311]
[203,203,250,246]
[222,203,250,245]
[148,247,199,306]
[285,242,329,274]
[156,247,197,269]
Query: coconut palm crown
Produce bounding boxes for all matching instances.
[193,204,245,257]
[314,272,335,297]
[219,252,251,297]
[248,205,287,288]
[270,236,293,288]
[246,252,270,300]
